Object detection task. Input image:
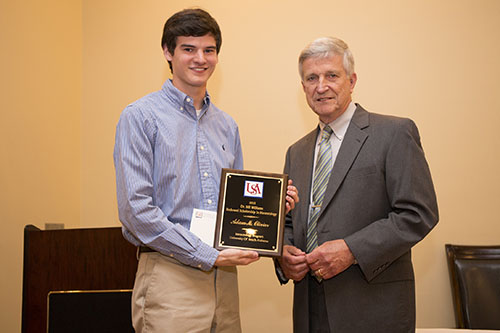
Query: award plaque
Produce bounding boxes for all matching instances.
[214,169,288,257]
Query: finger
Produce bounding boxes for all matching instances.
[287,183,299,202]
[286,189,298,203]
[290,272,307,281]
[242,256,260,265]
[309,262,321,271]
[288,261,309,272]
[305,251,320,265]
[288,266,310,281]
[226,249,259,264]
[285,192,297,214]
[306,256,323,270]
[238,252,260,265]
[285,255,308,266]
[285,263,307,276]
[240,250,259,259]
[285,245,306,256]
[296,266,311,279]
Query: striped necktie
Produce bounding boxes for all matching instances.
[306,125,333,253]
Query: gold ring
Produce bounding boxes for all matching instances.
[317,269,322,277]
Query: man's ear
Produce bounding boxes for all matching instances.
[163,47,173,62]
[349,73,357,91]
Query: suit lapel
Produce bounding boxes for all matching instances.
[320,106,369,217]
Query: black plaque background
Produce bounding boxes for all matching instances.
[215,169,287,257]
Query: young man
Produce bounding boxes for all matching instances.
[114,9,297,332]
[277,37,439,332]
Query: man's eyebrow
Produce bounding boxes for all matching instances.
[179,44,217,49]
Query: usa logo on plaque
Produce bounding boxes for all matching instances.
[243,181,264,198]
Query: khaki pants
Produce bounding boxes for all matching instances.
[132,252,241,333]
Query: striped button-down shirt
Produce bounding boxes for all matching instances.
[114,79,243,271]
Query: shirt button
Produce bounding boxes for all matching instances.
[208,199,212,204]
[186,98,191,103]
[179,107,183,111]
[197,264,202,268]
[200,145,205,150]
[203,172,208,177]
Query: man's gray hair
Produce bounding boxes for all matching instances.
[298,37,355,79]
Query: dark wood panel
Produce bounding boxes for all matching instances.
[22,225,138,333]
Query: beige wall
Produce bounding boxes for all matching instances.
[2,0,500,331]
[0,1,82,332]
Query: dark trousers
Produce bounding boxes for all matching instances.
[308,275,331,333]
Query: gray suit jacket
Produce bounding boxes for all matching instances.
[281,104,439,333]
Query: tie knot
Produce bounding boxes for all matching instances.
[322,125,333,141]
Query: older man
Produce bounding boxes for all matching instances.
[277,37,439,332]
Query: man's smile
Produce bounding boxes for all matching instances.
[316,96,334,102]
[190,66,208,72]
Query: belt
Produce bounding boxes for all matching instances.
[136,246,156,260]
[138,246,155,253]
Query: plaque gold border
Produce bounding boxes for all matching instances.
[214,168,288,257]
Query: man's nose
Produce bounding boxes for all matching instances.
[194,50,206,63]
[316,77,328,93]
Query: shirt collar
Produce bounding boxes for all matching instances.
[162,79,211,115]
[318,102,356,141]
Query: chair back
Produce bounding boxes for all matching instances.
[445,244,500,329]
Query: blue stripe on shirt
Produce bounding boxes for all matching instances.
[113,79,243,271]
